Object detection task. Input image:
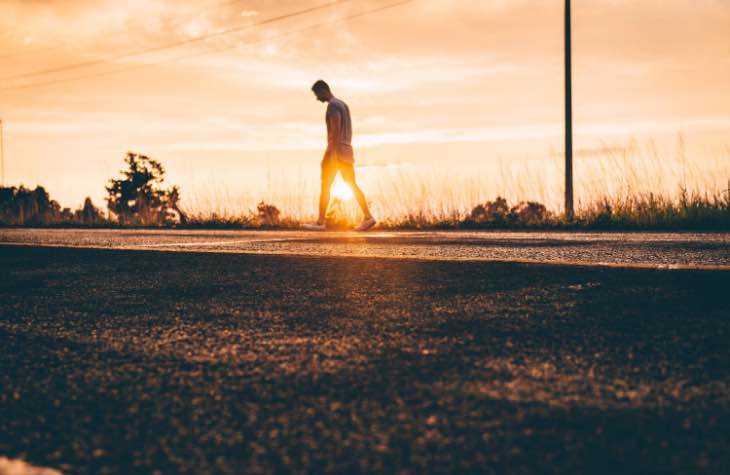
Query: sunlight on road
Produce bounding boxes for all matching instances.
[0,457,62,475]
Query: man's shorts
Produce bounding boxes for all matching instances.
[321,148,356,184]
[329,144,354,164]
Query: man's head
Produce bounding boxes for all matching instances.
[311,79,333,102]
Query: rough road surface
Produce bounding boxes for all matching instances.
[1,228,729,268]
[1,232,729,474]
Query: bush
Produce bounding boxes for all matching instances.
[467,197,549,227]
[469,196,510,224]
[256,201,281,226]
[510,201,549,225]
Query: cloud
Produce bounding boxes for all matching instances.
[1,0,729,209]
[6,121,114,135]
[66,115,730,153]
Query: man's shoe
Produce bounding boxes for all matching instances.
[302,222,326,231]
[354,217,376,231]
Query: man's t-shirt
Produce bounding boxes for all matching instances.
[326,97,354,163]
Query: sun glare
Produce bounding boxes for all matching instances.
[330,178,354,201]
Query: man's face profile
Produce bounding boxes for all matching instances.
[313,88,328,102]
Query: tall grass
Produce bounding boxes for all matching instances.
[180,136,730,230]
[574,190,730,230]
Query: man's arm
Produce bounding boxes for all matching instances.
[326,109,341,153]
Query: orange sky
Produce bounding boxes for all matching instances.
[1,0,729,213]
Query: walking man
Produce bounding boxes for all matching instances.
[302,80,376,231]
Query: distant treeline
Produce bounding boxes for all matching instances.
[0,185,105,226]
[0,152,183,227]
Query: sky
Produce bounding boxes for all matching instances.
[1,0,729,214]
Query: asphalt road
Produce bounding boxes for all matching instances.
[1,228,729,268]
[1,232,729,474]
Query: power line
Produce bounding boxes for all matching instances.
[0,0,356,83]
[0,0,253,62]
[1,0,352,82]
[0,0,416,93]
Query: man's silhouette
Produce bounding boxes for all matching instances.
[302,80,376,231]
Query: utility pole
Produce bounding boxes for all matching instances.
[0,119,5,187]
[564,0,574,220]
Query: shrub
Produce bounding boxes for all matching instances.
[469,196,510,224]
[256,201,281,226]
[510,201,549,225]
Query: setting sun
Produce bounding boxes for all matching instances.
[330,177,354,202]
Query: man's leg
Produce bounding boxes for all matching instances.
[340,162,373,220]
[318,156,338,224]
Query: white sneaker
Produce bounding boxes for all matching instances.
[301,222,326,231]
[354,217,376,231]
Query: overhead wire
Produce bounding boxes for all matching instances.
[0,0,356,83]
[0,0,416,93]
[0,0,257,62]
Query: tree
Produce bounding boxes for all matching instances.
[0,185,63,225]
[105,152,185,225]
[75,197,104,224]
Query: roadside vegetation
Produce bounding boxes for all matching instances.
[0,185,106,226]
[1,151,728,231]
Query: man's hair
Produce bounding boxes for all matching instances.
[311,79,330,93]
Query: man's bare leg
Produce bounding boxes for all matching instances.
[317,157,337,224]
[341,163,376,230]
[318,181,332,224]
[340,164,371,219]
[302,157,337,230]
[348,181,372,220]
